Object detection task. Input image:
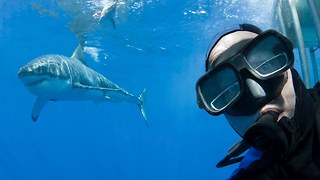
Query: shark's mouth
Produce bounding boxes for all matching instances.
[20,76,48,87]
[27,78,47,87]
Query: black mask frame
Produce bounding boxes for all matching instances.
[196,30,294,116]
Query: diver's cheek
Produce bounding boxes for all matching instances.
[280,70,296,119]
[262,70,295,120]
[225,70,295,137]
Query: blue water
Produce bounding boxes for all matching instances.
[0,0,300,179]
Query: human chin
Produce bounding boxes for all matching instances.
[224,111,260,137]
[225,105,284,137]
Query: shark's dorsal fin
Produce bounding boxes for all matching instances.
[32,98,49,122]
[71,45,86,65]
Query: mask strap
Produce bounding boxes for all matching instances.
[216,139,250,168]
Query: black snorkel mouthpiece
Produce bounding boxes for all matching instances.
[243,111,298,157]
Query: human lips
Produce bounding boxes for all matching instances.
[260,107,284,121]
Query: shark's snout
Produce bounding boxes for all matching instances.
[18,65,47,87]
[18,66,31,78]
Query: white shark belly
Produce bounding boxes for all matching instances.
[57,86,108,101]
[24,76,107,102]
[26,77,71,100]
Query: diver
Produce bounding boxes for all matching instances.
[195,23,320,179]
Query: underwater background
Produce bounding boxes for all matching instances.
[1,0,319,179]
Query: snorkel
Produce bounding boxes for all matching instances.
[243,110,297,156]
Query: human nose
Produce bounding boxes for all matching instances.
[245,78,266,98]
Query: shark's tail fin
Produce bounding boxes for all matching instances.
[138,88,148,127]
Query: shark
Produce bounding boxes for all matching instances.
[99,1,116,24]
[94,0,119,29]
[18,45,148,126]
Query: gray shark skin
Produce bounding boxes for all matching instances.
[98,1,117,29]
[18,46,148,126]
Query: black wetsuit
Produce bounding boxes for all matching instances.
[230,69,320,180]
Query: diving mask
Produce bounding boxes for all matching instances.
[196,29,294,116]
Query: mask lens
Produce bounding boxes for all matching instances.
[245,35,290,77]
[199,67,241,113]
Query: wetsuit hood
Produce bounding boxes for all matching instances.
[290,68,316,149]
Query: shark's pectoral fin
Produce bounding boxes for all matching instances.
[32,98,49,122]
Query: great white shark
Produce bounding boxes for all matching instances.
[18,45,148,126]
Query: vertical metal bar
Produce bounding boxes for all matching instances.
[307,0,320,47]
[288,0,311,87]
[278,1,288,36]
[310,47,319,83]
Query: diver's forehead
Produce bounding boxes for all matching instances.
[208,31,258,67]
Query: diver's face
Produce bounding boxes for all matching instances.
[208,31,296,137]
